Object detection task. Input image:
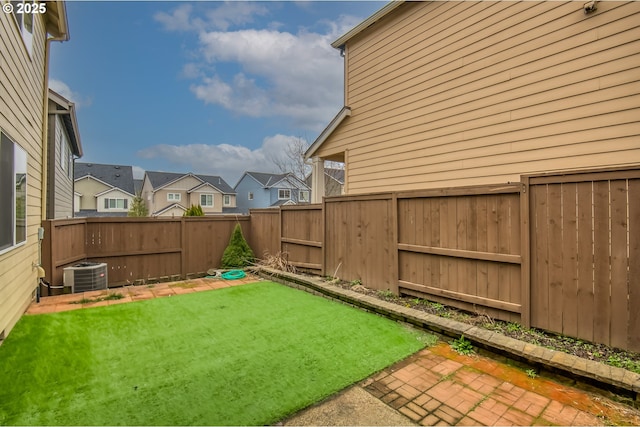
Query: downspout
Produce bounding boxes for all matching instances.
[38,11,70,299]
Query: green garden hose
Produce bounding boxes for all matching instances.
[220,270,246,280]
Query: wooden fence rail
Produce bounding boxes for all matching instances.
[42,167,640,351]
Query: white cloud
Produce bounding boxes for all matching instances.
[49,79,90,108]
[154,2,269,33]
[137,134,306,185]
[132,166,146,180]
[191,27,344,130]
[155,2,365,132]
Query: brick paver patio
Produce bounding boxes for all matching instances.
[362,343,640,426]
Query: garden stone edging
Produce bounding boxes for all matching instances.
[253,267,640,402]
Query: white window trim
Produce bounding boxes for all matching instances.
[223,194,231,206]
[0,132,27,255]
[278,188,291,200]
[104,198,129,210]
[299,190,310,203]
[248,192,253,201]
[11,1,34,57]
[167,192,181,202]
[200,193,214,207]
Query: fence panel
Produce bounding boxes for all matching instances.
[42,219,87,290]
[280,205,323,273]
[528,168,640,351]
[324,194,397,292]
[183,217,250,275]
[249,209,280,259]
[396,186,522,322]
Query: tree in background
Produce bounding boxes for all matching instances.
[269,136,345,197]
[127,195,148,217]
[221,223,255,268]
[183,205,204,216]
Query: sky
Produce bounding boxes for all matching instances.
[49,1,383,185]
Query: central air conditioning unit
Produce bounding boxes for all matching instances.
[63,262,108,293]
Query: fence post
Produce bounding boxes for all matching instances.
[391,193,399,295]
[181,217,187,279]
[520,176,531,329]
[41,220,53,285]
[321,198,326,276]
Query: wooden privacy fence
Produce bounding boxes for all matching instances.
[42,167,640,352]
[42,216,250,288]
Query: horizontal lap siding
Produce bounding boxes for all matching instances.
[0,12,47,336]
[315,1,640,194]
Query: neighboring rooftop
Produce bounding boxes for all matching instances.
[75,162,135,195]
[145,171,235,194]
[240,171,309,189]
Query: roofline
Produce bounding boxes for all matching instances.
[45,1,70,40]
[48,89,83,157]
[331,0,405,49]
[153,203,187,216]
[304,107,351,160]
[148,172,202,193]
[94,187,136,198]
[188,181,236,195]
[75,174,116,190]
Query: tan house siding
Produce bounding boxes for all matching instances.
[0,10,48,337]
[46,114,74,218]
[315,1,640,194]
[75,177,110,210]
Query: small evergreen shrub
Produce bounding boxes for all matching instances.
[184,205,204,216]
[221,224,254,268]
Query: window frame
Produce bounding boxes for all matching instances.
[200,193,213,207]
[299,190,310,203]
[223,194,231,206]
[248,192,253,201]
[103,198,129,210]
[167,193,181,202]
[0,132,27,255]
[10,1,34,57]
[278,188,291,200]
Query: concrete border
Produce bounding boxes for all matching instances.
[254,267,640,403]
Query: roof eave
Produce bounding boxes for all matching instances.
[45,1,70,40]
[331,0,405,50]
[304,106,351,160]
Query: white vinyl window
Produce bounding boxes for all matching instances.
[278,189,291,200]
[223,195,231,206]
[200,194,213,207]
[104,198,128,210]
[11,1,35,57]
[299,190,310,203]
[167,193,181,202]
[248,192,253,200]
[0,132,27,253]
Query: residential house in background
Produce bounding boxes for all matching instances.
[74,162,136,217]
[0,1,69,340]
[141,171,237,217]
[46,89,82,219]
[305,1,640,200]
[234,171,311,214]
[305,167,344,198]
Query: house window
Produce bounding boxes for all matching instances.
[104,198,128,209]
[299,190,310,203]
[167,193,181,202]
[200,194,213,207]
[248,192,253,200]
[278,189,291,200]
[0,132,27,253]
[10,1,36,56]
[223,195,231,206]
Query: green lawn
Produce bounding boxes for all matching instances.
[0,281,432,425]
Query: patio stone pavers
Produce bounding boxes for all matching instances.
[360,343,640,426]
[26,274,261,314]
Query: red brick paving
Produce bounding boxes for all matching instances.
[25,275,261,314]
[362,342,640,426]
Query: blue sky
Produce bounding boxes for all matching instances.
[50,1,383,184]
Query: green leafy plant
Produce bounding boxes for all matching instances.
[526,369,538,378]
[506,322,522,333]
[127,195,148,217]
[451,335,474,355]
[349,279,362,287]
[376,289,395,299]
[183,204,204,216]
[221,223,255,268]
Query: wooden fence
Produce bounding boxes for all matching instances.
[42,167,640,352]
[42,216,250,288]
